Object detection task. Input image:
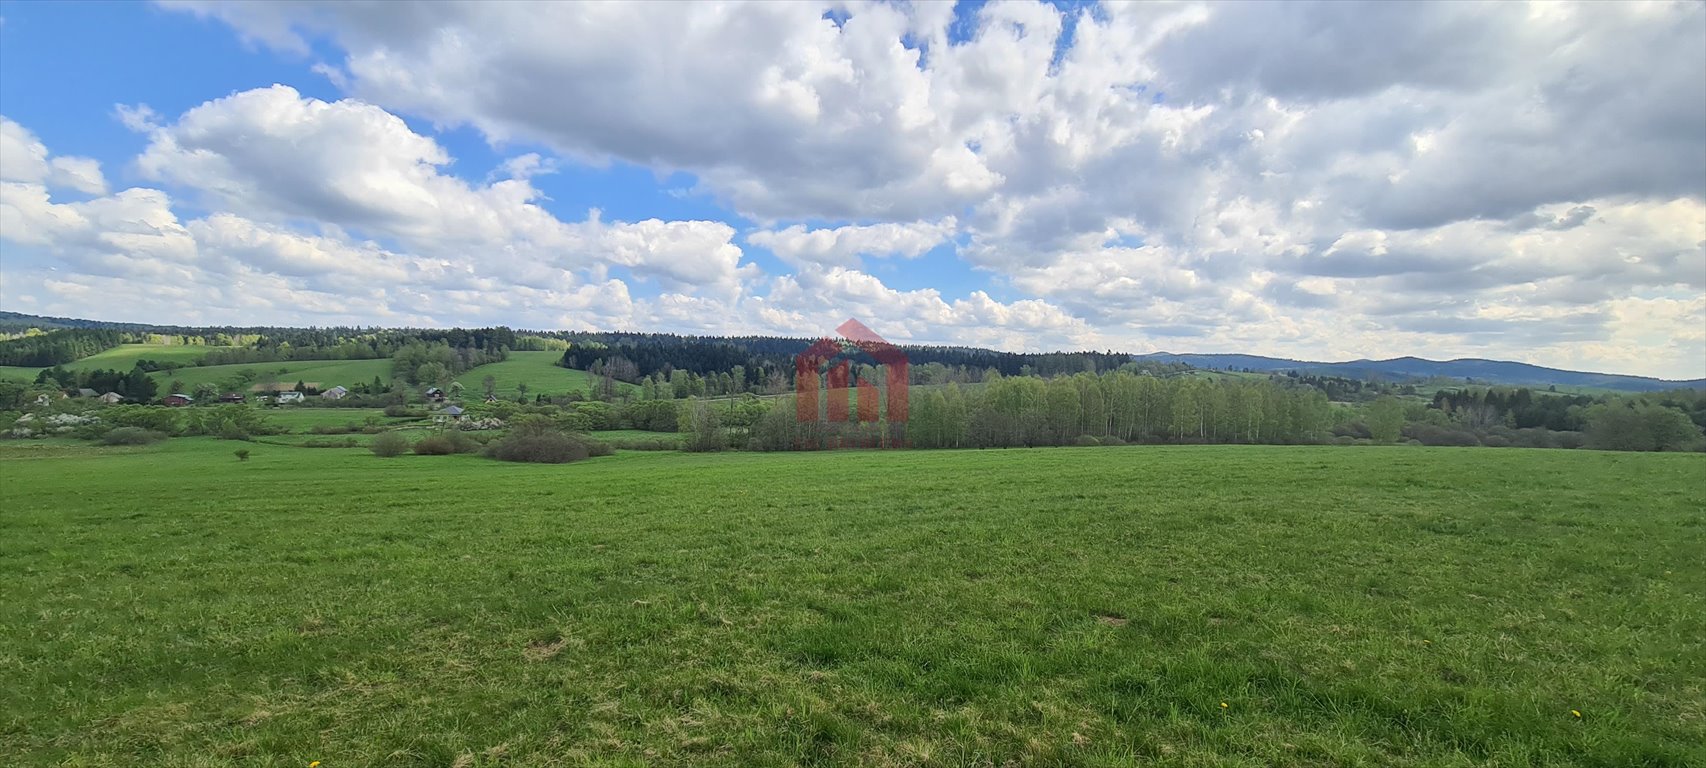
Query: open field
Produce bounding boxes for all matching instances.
[2,442,1703,766]
[454,351,639,399]
[151,358,396,392]
[0,343,213,381]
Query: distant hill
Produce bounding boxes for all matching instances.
[5,311,1698,392]
[1136,353,1706,393]
[0,311,168,332]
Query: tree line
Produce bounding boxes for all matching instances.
[28,365,159,402]
[0,329,124,366]
[722,371,1334,451]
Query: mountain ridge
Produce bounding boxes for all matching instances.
[1136,352,1705,392]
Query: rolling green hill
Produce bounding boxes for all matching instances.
[0,343,210,382]
[150,358,396,393]
[454,351,639,398]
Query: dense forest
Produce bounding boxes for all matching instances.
[0,329,124,366]
[562,333,1142,386]
[31,366,158,402]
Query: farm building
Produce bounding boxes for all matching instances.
[321,386,349,400]
[74,388,99,398]
[98,392,123,404]
[219,393,246,403]
[276,392,305,404]
[163,394,193,407]
[425,387,447,403]
[434,405,465,426]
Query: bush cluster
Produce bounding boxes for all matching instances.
[413,430,481,455]
[484,431,590,463]
[609,437,678,451]
[483,417,612,464]
[300,437,361,448]
[370,431,411,458]
[101,426,166,446]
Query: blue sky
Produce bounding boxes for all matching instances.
[1,1,1702,378]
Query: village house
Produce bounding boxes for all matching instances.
[163,394,193,407]
[219,392,246,404]
[321,385,349,400]
[434,405,465,426]
[75,388,99,398]
[425,387,447,403]
[276,391,305,404]
[98,392,123,404]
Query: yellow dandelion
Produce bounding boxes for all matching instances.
[1571,710,1581,718]
[310,762,321,767]
[1219,702,1229,709]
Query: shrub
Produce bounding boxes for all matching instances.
[1074,435,1101,446]
[300,437,361,448]
[484,431,590,464]
[413,431,480,455]
[680,399,725,453]
[370,431,411,457]
[104,405,180,435]
[1406,424,1480,447]
[234,448,250,461]
[1099,435,1126,446]
[611,438,677,451]
[384,404,427,418]
[413,434,456,455]
[101,426,165,446]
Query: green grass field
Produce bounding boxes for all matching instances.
[0,343,212,381]
[2,442,1702,766]
[454,351,639,399]
[152,358,396,392]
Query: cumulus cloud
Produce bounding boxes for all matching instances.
[6,1,1704,378]
[748,218,957,267]
[1,118,108,195]
[123,85,757,297]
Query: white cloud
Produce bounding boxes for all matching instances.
[0,117,108,195]
[748,218,957,267]
[7,2,1706,379]
[125,85,757,297]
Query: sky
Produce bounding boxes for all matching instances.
[0,1,1703,379]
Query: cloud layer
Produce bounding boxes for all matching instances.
[3,1,1703,378]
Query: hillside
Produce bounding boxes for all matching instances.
[454,351,640,398]
[1138,353,1706,393]
[0,343,210,382]
[5,314,1700,394]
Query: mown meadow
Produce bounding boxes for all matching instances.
[2,441,1702,766]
